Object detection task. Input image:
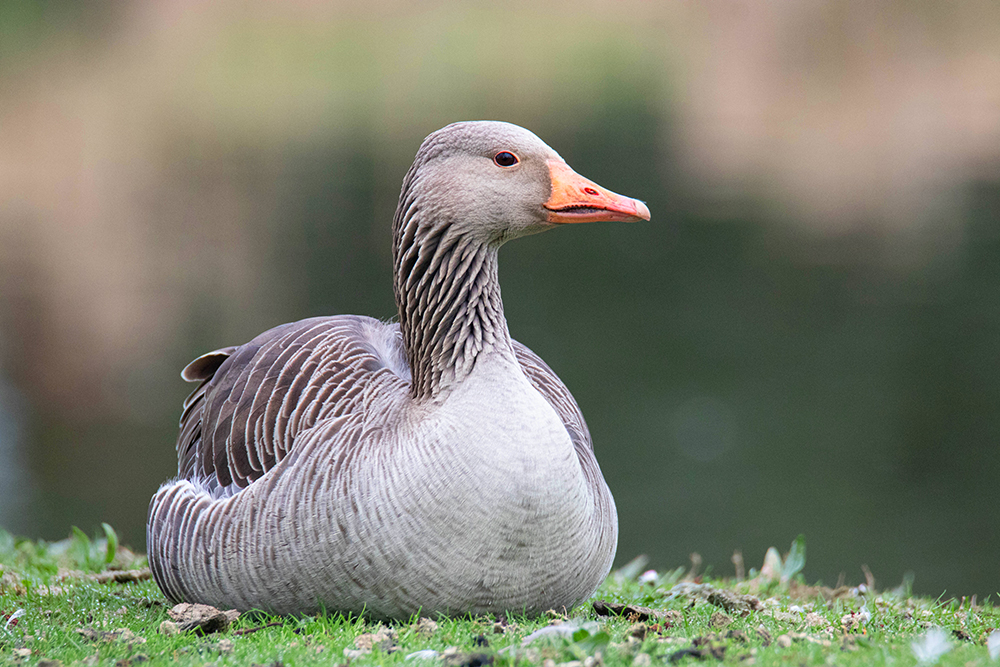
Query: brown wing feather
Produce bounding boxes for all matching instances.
[177,347,236,479]
[175,315,408,489]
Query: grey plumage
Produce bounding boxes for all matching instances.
[147,121,646,619]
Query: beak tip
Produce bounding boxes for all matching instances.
[635,200,651,221]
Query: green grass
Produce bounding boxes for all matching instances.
[1,529,997,666]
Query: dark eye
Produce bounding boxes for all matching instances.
[493,151,518,167]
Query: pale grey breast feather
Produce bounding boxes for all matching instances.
[511,341,612,510]
[511,341,593,454]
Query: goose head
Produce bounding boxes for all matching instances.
[393,121,650,249]
[392,121,650,399]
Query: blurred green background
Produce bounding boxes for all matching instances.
[1,1,998,598]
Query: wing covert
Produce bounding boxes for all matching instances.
[176,316,407,489]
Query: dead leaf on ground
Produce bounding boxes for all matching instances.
[628,622,649,640]
[54,569,151,585]
[665,631,751,663]
[766,610,802,624]
[345,625,398,657]
[167,603,239,634]
[664,582,764,619]
[726,630,748,644]
[709,612,732,629]
[493,618,518,634]
[805,612,830,628]
[93,569,152,584]
[593,600,679,624]
[706,589,763,615]
[213,639,235,654]
[951,628,972,642]
[35,585,65,596]
[786,580,853,601]
[742,570,856,601]
[840,610,870,633]
[443,651,494,667]
[413,617,439,635]
[1,573,27,596]
[667,644,725,663]
[782,632,833,647]
[75,628,146,645]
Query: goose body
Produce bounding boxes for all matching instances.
[147,121,650,618]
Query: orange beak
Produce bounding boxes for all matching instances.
[544,160,651,224]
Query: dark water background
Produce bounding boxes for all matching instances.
[1,2,998,599]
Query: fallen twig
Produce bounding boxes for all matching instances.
[233,621,284,636]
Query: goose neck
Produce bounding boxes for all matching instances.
[393,220,513,400]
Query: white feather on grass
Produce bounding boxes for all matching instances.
[911,627,952,665]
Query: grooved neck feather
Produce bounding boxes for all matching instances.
[392,177,511,400]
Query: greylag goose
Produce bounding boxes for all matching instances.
[147,121,650,619]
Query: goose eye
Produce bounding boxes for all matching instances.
[493,151,518,167]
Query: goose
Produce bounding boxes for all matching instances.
[147,121,650,619]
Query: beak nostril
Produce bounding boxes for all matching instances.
[583,187,599,196]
